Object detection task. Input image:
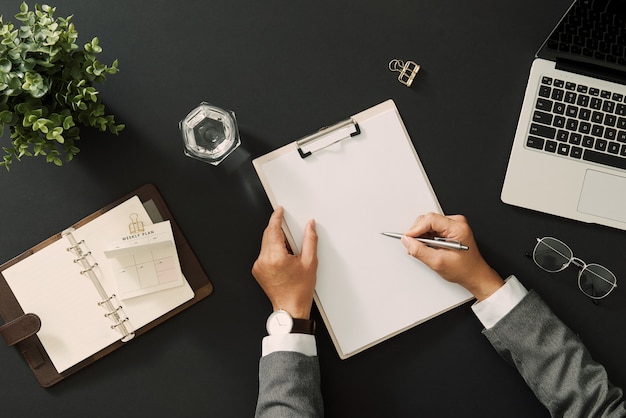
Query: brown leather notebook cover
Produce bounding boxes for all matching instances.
[0,183,213,387]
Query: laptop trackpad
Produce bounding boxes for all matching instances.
[578,170,626,223]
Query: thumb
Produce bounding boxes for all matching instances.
[300,219,318,266]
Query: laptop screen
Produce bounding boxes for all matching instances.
[537,0,626,78]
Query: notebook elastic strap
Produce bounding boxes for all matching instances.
[0,313,41,346]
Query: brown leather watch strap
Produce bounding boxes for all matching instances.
[291,318,316,334]
[0,313,41,346]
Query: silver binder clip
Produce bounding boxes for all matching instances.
[388,59,420,87]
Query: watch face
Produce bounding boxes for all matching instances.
[266,310,293,335]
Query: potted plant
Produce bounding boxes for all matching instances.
[0,2,124,170]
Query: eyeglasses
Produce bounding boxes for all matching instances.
[532,237,618,300]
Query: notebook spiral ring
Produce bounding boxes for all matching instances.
[73,252,92,263]
[62,227,135,342]
[104,305,123,316]
[110,317,130,329]
[65,240,85,252]
[97,293,115,306]
[79,263,98,275]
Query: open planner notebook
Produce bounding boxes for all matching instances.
[0,184,213,386]
[254,100,473,359]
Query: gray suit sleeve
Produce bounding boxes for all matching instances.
[484,291,625,417]
[255,351,323,418]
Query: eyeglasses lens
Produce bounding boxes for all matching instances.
[579,264,617,299]
[534,238,572,272]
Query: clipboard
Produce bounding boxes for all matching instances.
[0,183,213,386]
[253,100,472,359]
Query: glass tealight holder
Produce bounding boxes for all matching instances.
[180,102,241,166]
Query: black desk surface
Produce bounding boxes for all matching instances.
[1,1,625,416]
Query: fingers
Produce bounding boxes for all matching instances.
[405,212,466,240]
[405,213,452,237]
[401,212,471,272]
[401,234,443,266]
[260,206,317,264]
[252,207,319,319]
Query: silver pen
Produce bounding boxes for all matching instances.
[381,232,469,251]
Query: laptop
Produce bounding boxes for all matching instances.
[501,0,626,230]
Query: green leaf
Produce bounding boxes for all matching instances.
[46,127,64,143]
[111,123,125,135]
[0,58,11,73]
[85,37,102,54]
[22,71,48,98]
[23,114,37,126]
[18,2,28,15]
[18,25,32,38]
[0,110,12,123]
[62,115,74,129]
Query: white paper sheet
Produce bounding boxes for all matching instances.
[254,100,473,358]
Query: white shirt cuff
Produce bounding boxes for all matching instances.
[471,275,528,329]
[261,333,317,357]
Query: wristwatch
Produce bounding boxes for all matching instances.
[266,309,316,335]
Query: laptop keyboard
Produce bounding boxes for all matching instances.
[526,76,626,171]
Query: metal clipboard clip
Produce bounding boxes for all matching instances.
[296,118,361,159]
